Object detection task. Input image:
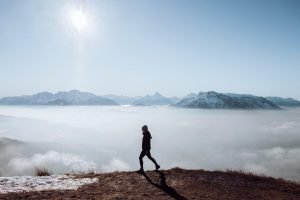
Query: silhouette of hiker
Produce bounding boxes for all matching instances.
[138,125,160,173]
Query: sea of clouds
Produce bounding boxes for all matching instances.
[0,106,299,180]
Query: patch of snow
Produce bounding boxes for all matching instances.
[0,175,98,194]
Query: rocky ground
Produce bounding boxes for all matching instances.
[0,168,299,200]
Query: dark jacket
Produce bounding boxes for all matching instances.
[142,131,152,151]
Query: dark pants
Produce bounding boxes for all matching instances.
[139,150,159,169]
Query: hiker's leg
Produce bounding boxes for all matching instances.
[146,151,159,167]
[139,150,146,170]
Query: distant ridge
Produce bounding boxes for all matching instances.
[0,90,179,106]
[103,95,140,105]
[132,92,175,106]
[105,92,179,105]
[0,90,118,105]
[174,91,281,109]
[265,96,300,107]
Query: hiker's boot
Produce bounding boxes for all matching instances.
[155,164,160,171]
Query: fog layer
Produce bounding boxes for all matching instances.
[0,106,299,180]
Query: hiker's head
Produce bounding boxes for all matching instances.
[142,125,148,132]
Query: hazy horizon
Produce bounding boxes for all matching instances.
[0,89,299,101]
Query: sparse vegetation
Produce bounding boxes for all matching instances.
[34,167,51,176]
[225,169,260,177]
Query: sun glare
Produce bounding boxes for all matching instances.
[69,6,88,33]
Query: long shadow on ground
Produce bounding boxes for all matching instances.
[140,170,187,200]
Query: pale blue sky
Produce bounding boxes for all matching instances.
[0,0,299,99]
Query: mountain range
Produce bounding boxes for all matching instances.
[131,92,175,106]
[0,90,179,106]
[265,96,300,107]
[0,90,117,106]
[175,91,280,109]
[0,90,299,109]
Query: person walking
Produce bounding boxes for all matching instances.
[138,125,160,173]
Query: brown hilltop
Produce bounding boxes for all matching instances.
[0,168,300,200]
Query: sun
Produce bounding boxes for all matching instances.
[63,2,95,38]
[69,6,88,33]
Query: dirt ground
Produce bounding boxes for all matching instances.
[0,168,299,200]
